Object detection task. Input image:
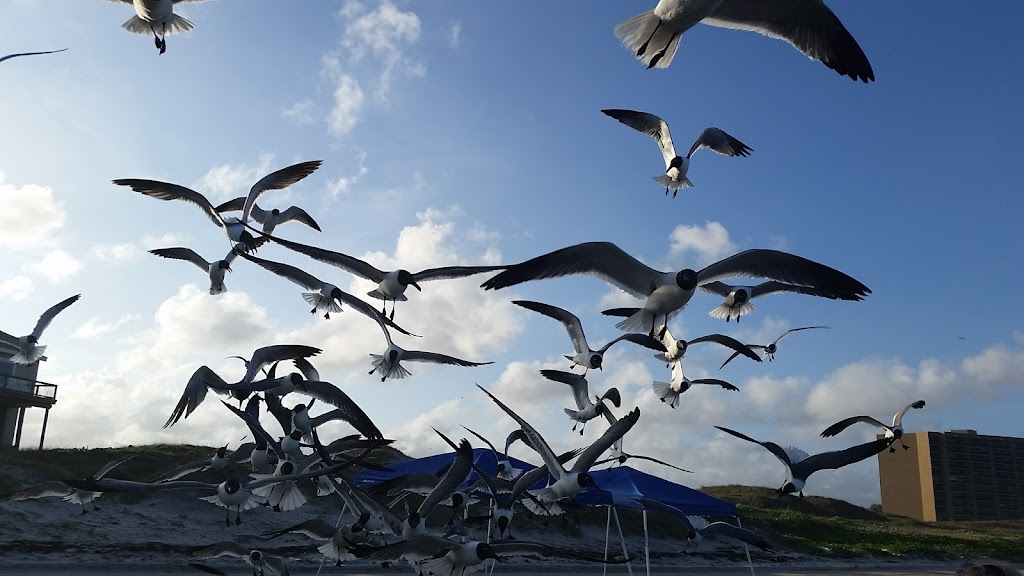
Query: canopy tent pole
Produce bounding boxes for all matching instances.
[603,506,612,576]
[611,506,633,576]
[736,516,755,576]
[642,509,651,576]
[315,502,348,576]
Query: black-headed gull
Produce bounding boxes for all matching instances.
[514,300,665,373]
[113,160,321,252]
[601,109,751,197]
[0,48,68,64]
[700,280,859,322]
[715,425,895,497]
[719,325,830,369]
[5,451,137,514]
[460,426,522,481]
[215,196,321,235]
[261,519,365,565]
[10,294,80,365]
[476,384,639,513]
[540,369,621,435]
[148,245,243,295]
[365,314,491,383]
[820,400,926,452]
[107,0,211,55]
[260,231,505,320]
[483,242,869,337]
[234,251,416,337]
[187,541,289,574]
[613,0,874,82]
[653,358,738,409]
[633,497,772,552]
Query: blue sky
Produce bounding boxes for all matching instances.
[1,1,1022,506]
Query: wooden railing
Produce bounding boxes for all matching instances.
[0,373,58,402]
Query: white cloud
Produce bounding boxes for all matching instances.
[0,275,33,301]
[73,314,138,339]
[446,21,462,49]
[327,150,369,198]
[91,242,141,262]
[667,221,736,268]
[282,98,315,125]
[326,72,365,136]
[141,232,190,250]
[340,0,424,97]
[30,249,82,283]
[196,152,275,201]
[0,174,66,250]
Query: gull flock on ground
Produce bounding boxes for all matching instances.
[4,1,933,575]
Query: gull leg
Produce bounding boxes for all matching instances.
[637,20,662,56]
[648,32,678,68]
[225,507,230,527]
[672,188,678,199]
[235,506,242,526]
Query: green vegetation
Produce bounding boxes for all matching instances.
[2,446,1022,561]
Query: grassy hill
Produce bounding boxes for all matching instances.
[2,445,1022,562]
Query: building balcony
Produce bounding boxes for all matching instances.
[0,373,58,409]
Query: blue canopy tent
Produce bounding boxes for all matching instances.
[356,450,754,575]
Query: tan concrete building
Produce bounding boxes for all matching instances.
[878,430,1024,521]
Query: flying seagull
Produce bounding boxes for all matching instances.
[0,48,68,64]
[601,109,751,197]
[633,497,772,552]
[715,425,895,497]
[820,400,927,452]
[10,294,81,365]
[540,369,621,435]
[514,300,666,373]
[477,384,639,513]
[259,231,506,320]
[149,245,243,295]
[186,541,289,575]
[700,280,856,323]
[653,358,739,409]
[719,325,830,369]
[234,251,416,337]
[261,519,365,565]
[107,0,211,55]
[595,322,759,368]
[366,309,492,382]
[113,160,321,252]
[4,451,138,514]
[482,242,869,337]
[460,426,522,481]
[613,0,875,82]
[214,197,321,235]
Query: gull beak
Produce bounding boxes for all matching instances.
[410,281,422,292]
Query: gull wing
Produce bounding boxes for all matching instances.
[703,0,874,82]
[164,365,227,428]
[292,357,320,382]
[688,333,761,362]
[113,179,226,228]
[261,518,338,542]
[796,436,895,476]
[697,249,870,300]
[625,454,693,474]
[894,400,926,427]
[236,250,324,291]
[262,392,294,435]
[30,294,81,339]
[719,345,766,370]
[149,459,212,483]
[687,127,752,159]
[491,540,634,563]
[714,426,792,468]
[691,378,740,391]
[701,521,773,550]
[416,437,474,518]
[572,407,640,473]
[277,206,322,231]
[481,242,665,299]
[220,400,285,460]
[246,345,322,385]
[412,265,507,282]
[0,49,67,63]
[348,534,453,563]
[477,384,567,480]
[461,426,500,461]
[367,473,440,499]
[819,415,888,438]
[213,196,245,213]
[402,350,492,367]
[513,300,588,354]
[600,332,667,354]
[294,380,383,439]
[260,232,383,282]
[241,161,323,224]
[633,497,695,533]
[6,481,74,500]
[774,325,831,345]
[187,541,251,561]
[601,109,677,168]
[63,478,218,493]
[750,280,851,299]
[325,285,421,338]
[149,248,211,272]
[540,369,590,411]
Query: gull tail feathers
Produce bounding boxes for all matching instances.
[121,14,195,36]
[523,490,564,516]
[563,408,580,421]
[274,482,307,512]
[652,380,680,409]
[209,282,227,295]
[614,309,654,334]
[709,302,755,321]
[10,345,45,365]
[653,174,693,189]
[614,10,684,68]
[318,541,355,562]
[303,292,343,313]
[369,355,412,380]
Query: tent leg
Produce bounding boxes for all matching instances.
[487,497,496,576]
[315,503,348,576]
[603,506,612,576]
[642,509,650,576]
[611,507,633,576]
[737,516,755,576]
